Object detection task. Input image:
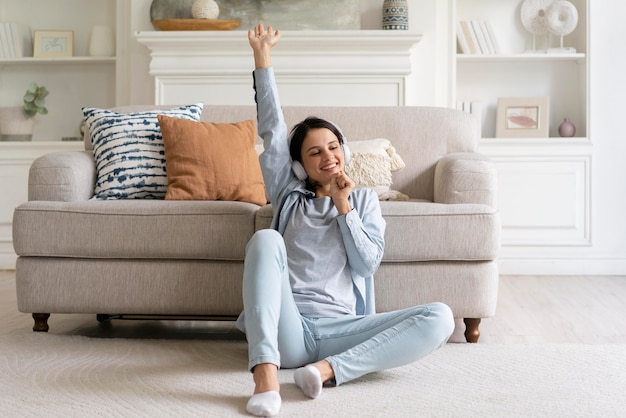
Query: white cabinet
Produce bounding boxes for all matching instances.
[0,0,121,142]
[0,142,83,269]
[451,0,592,265]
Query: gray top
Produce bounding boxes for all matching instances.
[284,196,356,317]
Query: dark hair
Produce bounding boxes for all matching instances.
[289,117,344,163]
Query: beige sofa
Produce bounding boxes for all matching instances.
[12,105,500,342]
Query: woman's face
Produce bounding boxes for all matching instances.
[300,128,344,186]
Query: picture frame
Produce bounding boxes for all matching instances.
[33,30,74,58]
[496,96,550,138]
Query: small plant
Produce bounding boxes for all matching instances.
[23,82,49,118]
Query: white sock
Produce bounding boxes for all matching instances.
[246,390,281,417]
[294,365,323,399]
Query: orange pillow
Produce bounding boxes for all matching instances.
[157,115,266,205]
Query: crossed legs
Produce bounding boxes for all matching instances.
[241,230,455,416]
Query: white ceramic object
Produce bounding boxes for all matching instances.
[521,0,553,52]
[89,25,115,57]
[546,0,578,53]
[191,0,219,20]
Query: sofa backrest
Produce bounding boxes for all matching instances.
[92,104,479,201]
[282,106,479,200]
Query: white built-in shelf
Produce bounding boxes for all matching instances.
[0,141,83,159]
[0,57,116,65]
[480,137,590,145]
[457,53,586,63]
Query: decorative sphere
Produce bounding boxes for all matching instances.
[191,0,219,20]
[546,0,578,36]
[521,0,554,35]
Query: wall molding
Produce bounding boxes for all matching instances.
[136,30,422,106]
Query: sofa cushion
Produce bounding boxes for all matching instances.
[379,201,500,261]
[12,200,259,260]
[157,115,266,206]
[255,201,499,261]
[255,200,500,263]
[82,103,204,200]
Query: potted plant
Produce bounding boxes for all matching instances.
[23,82,49,118]
[0,82,49,141]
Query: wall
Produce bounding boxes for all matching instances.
[125,0,439,105]
[586,3,626,274]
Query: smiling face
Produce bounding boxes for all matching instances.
[300,128,345,192]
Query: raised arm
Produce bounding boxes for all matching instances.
[248,24,281,69]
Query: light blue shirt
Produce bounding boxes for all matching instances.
[254,67,386,316]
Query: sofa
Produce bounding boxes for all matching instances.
[12,104,500,342]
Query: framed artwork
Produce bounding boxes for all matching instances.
[33,30,74,58]
[496,96,550,138]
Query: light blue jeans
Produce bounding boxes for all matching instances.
[242,229,455,385]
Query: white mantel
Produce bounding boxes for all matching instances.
[135,30,422,106]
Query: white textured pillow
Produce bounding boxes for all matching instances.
[83,104,204,199]
[345,138,409,201]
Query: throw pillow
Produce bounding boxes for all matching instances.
[83,103,204,199]
[157,115,266,206]
[345,138,409,201]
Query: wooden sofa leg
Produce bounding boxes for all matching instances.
[33,313,50,332]
[463,318,481,343]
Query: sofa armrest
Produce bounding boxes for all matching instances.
[28,151,96,201]
[434,152,497,207]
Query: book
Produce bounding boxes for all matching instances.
[479,21,496,55]
[471,20,489,54]
[4,23,16,58]
[456,21,471,54]
[10,23,32,57]
[459,21,479,54]
[470,101,483,136]
[0,24,11,58]
[484,21,501,54]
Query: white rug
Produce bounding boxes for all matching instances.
[1,332,624,417]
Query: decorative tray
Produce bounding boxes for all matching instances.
[151,19,242,31]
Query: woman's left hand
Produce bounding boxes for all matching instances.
[330,171,355,215]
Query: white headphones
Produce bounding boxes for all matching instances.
[289,121,351,181]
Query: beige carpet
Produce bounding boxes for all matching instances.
[1,331,625,417]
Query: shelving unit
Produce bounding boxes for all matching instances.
[451,0,592,251]
[453,0,588,140]
[0,0,119,142]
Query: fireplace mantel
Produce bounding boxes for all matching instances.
[136,30,422,106]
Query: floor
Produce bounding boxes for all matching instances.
[2,271,626,343]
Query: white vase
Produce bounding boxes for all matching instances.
[0,106,35,141]
[382,0,409,30]
[191,0,220,19]
[89,25,115,57]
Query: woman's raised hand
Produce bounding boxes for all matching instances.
[248,24,281,68]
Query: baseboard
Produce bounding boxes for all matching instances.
[498,258,626,276]
[0,253,16,270]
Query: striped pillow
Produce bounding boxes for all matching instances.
[83,104,204,199]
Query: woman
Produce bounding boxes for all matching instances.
[240,24,455,417]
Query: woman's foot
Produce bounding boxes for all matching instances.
[246,391,281,417]
[294,360,335,399]
[294,365,322,399]
[247,363,281,416]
